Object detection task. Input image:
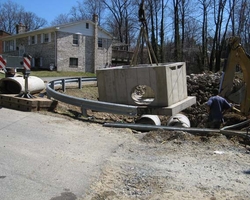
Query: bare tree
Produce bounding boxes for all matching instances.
[0,0,25,34]
[50,14,72,26]
[70,1,90,21]
[209,0,228,71]
[21,12,47,30]
[82,0,106,25]
[147,0,161,62]
[229,0,236,36]
[102,0,134,44]
[173,0,181,61]
[179,0,186,59]
[198,0,211,70]
[51,0,106,26]
[233,0,250,50]
[0,0,47,34]
[159,0,167,62]
[236,0,247,36]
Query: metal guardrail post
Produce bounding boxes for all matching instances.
[78,78,82,89]
[62,79,66,92]
[81,106,87,117]
[51,81,55,90]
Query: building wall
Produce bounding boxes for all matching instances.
[57,32,112,72]
[96,38,112,70]
[0,31,11,54]
[85,36,94,72]
[26,33,56,69]
[57,31,86,72]
[2,32,56,69]
[1,21,113,72]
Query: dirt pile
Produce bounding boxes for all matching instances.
[187,71,221,105]
[184,71,247,128]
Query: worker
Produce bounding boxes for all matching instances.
[206,89,232,129]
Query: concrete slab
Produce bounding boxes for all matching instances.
[137,96,196,116]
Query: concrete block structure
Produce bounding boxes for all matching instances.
[97,62,193,107]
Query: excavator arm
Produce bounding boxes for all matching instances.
[220,37,250,115]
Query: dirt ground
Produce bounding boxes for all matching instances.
[37,79,250,200]
[83,130,250,200]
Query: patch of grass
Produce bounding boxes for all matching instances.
[30,70,95,77]
[0,73,4,79]
[0,70,95,78]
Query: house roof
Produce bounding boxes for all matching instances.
[0,30,11,36]
[1,19,113,40]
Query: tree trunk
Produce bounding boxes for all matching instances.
[173,0,181,61]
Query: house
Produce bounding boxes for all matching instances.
[0,30,11,54]
[0,15,113,73]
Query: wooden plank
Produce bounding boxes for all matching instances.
[0,94,56,112]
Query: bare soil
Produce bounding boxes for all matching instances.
[37,79,250,200]
[83,131,250,200]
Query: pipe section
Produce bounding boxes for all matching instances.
[136,115,161,125]
[167,113,190,127]
[104,122,249,139]
[0,76,45,94]
[104,122,219,134]
[220,119,250,130]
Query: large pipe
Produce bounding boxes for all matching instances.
[136,115,161,125]
[167,113,191,127]
[220,119,250,130]
[0,76,45,94]
[104,122,219,134]
[104,122,250,139]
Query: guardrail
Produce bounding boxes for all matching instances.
[46,77,139,116]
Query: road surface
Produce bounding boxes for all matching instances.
[0,107,131,200]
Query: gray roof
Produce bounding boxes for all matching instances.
[1,20,113,40]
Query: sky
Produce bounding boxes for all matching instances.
[2,0,78,25]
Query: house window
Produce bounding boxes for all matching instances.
[5,40,15,52]
[86,23,89,29]
[41,33,51,43]
[69,58,78,67]
[31,35,36,44]
[44,33,49,42]
[98,38,103,48]
[73,34,79,45]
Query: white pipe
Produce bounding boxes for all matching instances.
[167,113,191,127]
[136,114,161,125]
[0,76,45,94]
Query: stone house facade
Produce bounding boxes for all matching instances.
[0,30,11,54]
[0,16,113,73]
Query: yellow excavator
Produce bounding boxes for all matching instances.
[219,36,250,115]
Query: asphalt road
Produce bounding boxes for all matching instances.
[0,107,129,200]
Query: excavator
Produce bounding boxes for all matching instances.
[219,36,250,115]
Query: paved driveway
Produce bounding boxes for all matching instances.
[0,108,129,200]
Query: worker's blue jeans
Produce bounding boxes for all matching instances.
[207,120,222,129]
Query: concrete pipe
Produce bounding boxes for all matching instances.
[136,114,161,125]
[167,114,191,128]
[0,76,45,94]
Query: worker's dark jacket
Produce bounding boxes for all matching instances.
[207,95,231,122]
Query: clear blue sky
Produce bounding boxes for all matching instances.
[3,0,78,25]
